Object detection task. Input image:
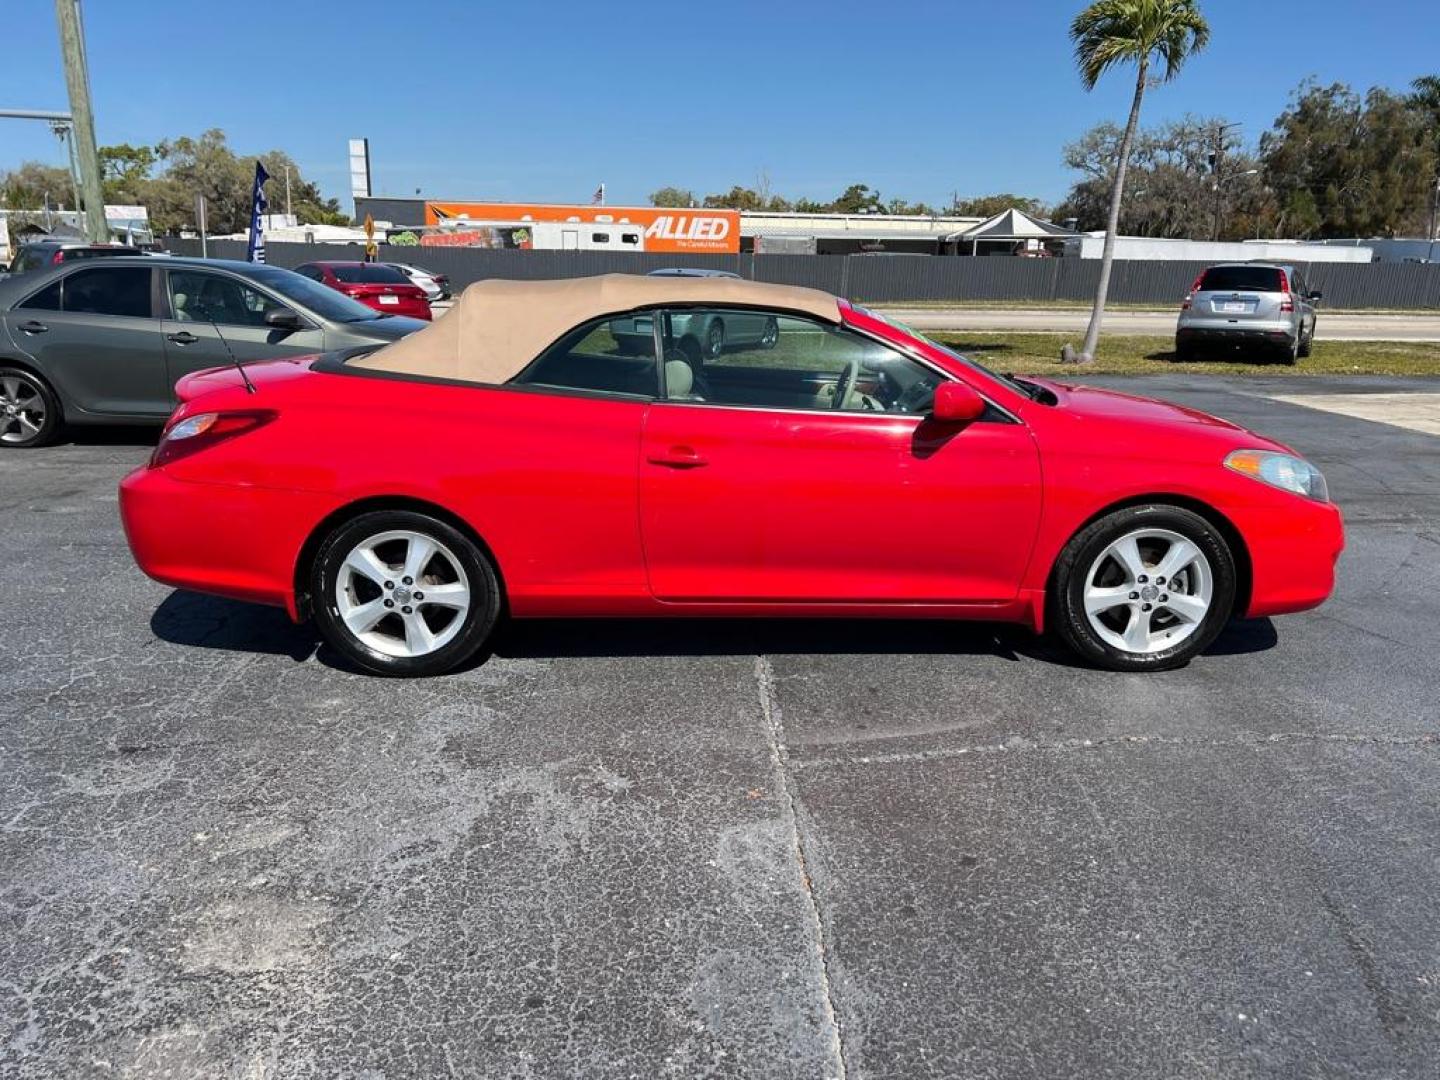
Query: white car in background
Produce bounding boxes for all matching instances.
[385,262,450,302]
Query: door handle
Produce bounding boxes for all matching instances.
[167,331,198,345]
[18,320,48,334]
[647,445,708,469]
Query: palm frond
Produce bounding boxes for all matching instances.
[1071,0,1210,90]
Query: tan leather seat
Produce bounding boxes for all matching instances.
[665,359,697,400]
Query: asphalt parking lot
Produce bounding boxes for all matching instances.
[3,374,1438,1079]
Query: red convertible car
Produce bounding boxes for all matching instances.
[119,274,1343,676]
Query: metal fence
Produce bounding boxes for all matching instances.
[164,238,1440,310]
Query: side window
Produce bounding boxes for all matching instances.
[60,266,151,319]
[19,279,62,311]
[168,270,276,327]
[511,314,659,398]
[658,308,944,415]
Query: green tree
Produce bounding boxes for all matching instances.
[1410,75,1440,239]
[649,186,696,208]
[0,161,76,210]
[1260,82,1435,238]
[702,185,766,211]
[98,143,157,203]
[1055,116,1261,238]
[829,183,883,214]
[949,193,1048,218]
[1069,0,1209,363]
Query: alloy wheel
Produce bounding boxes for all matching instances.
[0,376,46,445]
[334,529,471,658]
[1082,528,1213,655]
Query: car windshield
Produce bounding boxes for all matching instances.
[246,265,389,323]
[852,305,1049,403]
[1199,266,1284,292]
[330,264,410,284]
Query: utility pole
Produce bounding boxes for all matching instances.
[1209,121,1243,241]
[54,0,108,243]
[284,165,293,220]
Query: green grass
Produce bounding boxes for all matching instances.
[928,332,1440,377]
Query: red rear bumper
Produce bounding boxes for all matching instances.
[119,464,320,617]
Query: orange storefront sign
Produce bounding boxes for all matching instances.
[424,202,740,254]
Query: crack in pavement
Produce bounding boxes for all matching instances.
[791,729,1440,771]
[753,655,850,1080]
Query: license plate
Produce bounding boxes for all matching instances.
[378,295,400,305]
[1221,301,1248,313]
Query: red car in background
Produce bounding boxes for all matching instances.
[119,274,1342,678]
[292,261,431,321]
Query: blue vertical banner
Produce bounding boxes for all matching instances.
[246,161,270,263]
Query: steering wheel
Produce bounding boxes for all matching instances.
[831,356,861,411]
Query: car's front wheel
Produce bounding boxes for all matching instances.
[1051,505,1236,672]
[311,510,501,676]
[0,367,60,448]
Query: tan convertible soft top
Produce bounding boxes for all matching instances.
[348,273,842,384]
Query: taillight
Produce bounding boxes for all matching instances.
[1277,270,1294,312]
[151,410,275,468]
[51,250,65,264]
[1181,295,1192,310]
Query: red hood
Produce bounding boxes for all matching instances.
[1026,378,1294,454]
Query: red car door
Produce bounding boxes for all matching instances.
[638,309,1043,604]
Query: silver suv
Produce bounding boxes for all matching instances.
[1175,262,1321,364]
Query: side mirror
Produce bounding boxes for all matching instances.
[930,381,986,424]
[1307,290,1323,303]
[264,306,301,329]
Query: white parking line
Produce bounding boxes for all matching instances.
[1266,393,1440,436]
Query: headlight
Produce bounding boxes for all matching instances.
[1225,449,1328,502]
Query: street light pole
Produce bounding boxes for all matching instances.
[54,0,107,243]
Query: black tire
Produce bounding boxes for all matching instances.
[1174,338,1195,362]
[1279,335,1299,365]
[759,317,779,350]
[0,366,61,448]
[1050,504,1237,672]
[1297,323,1313,358]
[705,319,725,358]
[310,509,501,677]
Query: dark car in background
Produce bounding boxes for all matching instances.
[6,240,143,277]
[0,257,427,448]
[293,261,432,321]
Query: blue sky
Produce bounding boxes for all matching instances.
[4,1,1436,210]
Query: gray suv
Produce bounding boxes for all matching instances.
[0,257,427,448]
[1175,262,1321,363]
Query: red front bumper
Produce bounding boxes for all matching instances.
[119,464,323,617]
[1241,496,1345,619]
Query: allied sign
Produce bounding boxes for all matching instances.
[424,201,741,254]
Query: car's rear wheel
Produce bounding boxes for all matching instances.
[311,510,501,677]
[1174,338,1196,362]
[1279,334,1299,365]
[1297,323,1314,358]
[1051,505,1236,672]
[0,367,60,449]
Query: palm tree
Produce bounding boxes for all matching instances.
[1412,76,1440,241]
[1068,0,1210,363]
